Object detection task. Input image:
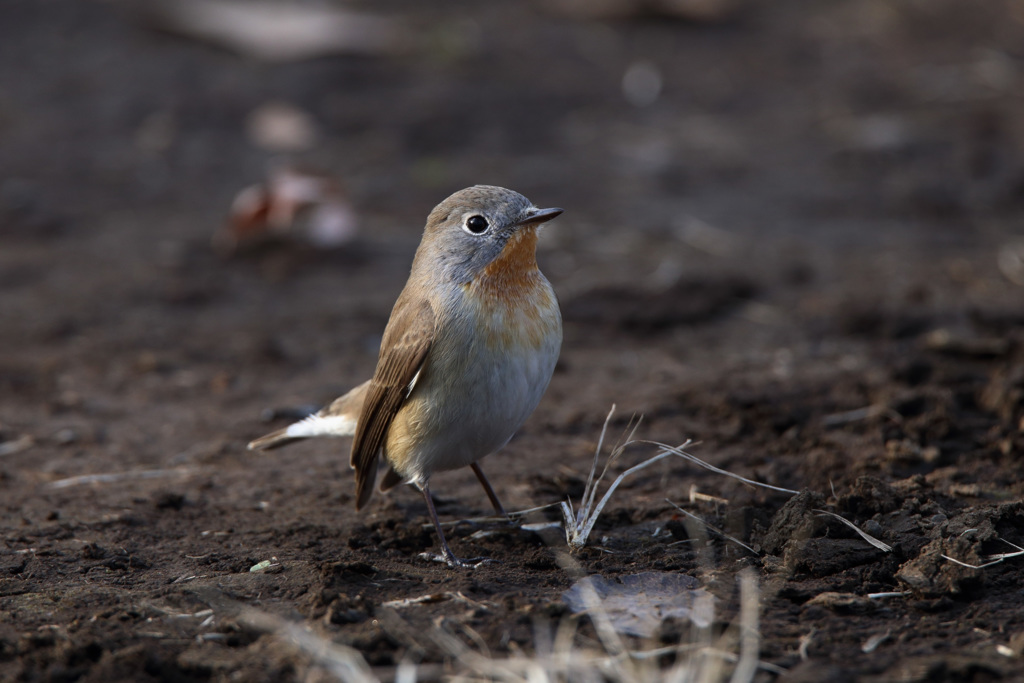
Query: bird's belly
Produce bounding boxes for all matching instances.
[385,289,561,485]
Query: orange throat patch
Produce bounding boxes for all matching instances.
[465,227,558,348]
[478,227,542,293]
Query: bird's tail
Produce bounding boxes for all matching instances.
[247,428,303,451]
[247,379,370,452]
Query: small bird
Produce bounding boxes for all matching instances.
[249,186,563,567]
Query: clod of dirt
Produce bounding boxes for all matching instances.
[325,599,368,625]
[81,542,107,560]
[784,537,888,578]
[317,560,380,595]
[759,490,893,577]
[758,490,827,556]
[1,556,27,575]
[153,491,187,510]
[896,501,1024,597]
[838,476,903,516]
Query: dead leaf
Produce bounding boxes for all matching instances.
[215,165,358,253]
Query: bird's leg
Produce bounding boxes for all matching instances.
[420,483,491,568]
[470,462,508,518]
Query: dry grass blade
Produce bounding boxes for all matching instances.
[428,501,563,529]
[0,435,34,457]
[867,591,910,599]
[991,539,1024,556]
[729,569,760,683]
[798,629,815,661]
[382,591,488,610]
[667,501,758,556]
[659,568,779,682]
[646,442,798,495]
[813,510,892,552]
[238,608,376,683]
[372,549,784,682]
[569,572,639,681]
[582,404,617,522]
[561,407,690,551]
[45,467,198,489]
[562,407,797,552]
[584,406,642,523]
[940,554,1003,570]
[940,539,1024,570]
[861,631,891,654]
[568,406,643,533]
[821,404,893,427]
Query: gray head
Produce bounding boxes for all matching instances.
[412,185,562,285]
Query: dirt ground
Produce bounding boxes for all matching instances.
[3,0,1024,681]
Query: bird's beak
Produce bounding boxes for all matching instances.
[516,207,563,227]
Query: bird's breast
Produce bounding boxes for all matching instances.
[459,228,561,351]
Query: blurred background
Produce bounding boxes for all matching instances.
[4,0,1022,254]
[3,1,1024,679]
[4,0,1024,518]
[4,0,1023,412]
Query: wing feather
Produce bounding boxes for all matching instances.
[350,296,434,509]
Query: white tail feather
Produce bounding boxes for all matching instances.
[285,413,357,439]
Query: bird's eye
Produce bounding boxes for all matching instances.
[464,215,489,235]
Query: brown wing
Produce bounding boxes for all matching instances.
[350,296,435,510]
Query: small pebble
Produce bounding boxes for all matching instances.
[861,520,884,537]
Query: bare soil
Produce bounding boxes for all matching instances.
[3,1,1024,681]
